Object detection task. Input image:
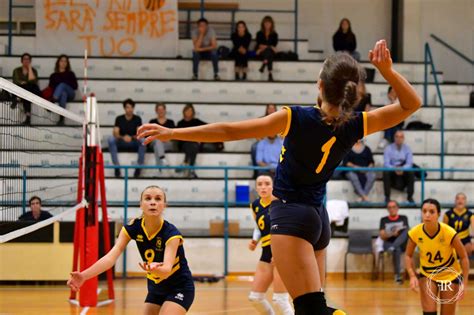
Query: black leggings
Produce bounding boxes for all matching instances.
[234,51,248,68]
[259,47,275,71]
[182,142,199,166]
[19,83,41,114]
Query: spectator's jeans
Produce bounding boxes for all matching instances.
[53,83,75,109]
[181,141,200,166]
[345,171,376,197]
[259,47,275,71]
[383,229,408,277]
[250,141,259,178]
[107,136,145,166]
[192,50,219,76]
[152,140,174,165]
[383,171,414,199]
[19,83,41,114]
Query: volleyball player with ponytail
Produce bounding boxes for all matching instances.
[138,40,422,315]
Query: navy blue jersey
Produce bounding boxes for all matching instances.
[122,218,193,293]
[251,198,272,247]
[444,208,473,240]
[274,106,367,204]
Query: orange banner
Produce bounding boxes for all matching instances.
[36,0,178,57]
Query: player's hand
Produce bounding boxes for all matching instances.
[369,40,392,75]
[123,135,132,143]
[67,271,85,292]
[248,240,257,251]
[138,261,163,272]
[137,124,174,145]
[409,276,419,293]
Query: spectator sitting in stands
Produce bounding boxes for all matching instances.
[443,192,473,256]
[18,196,52,222]
[177,104,206,178]
[231,20,252,81]
[48,54,78,125]
[344,140,376,202]
[256,134,283,176]
[149,103,175,173]
[332,18,360,61]
[378,86,404,149]
[251,104,277,178]
[256,16,278,81]
[192,18,220,81]
[354,81,372,112]
[12,53,41,125]
[379,200,409,284]
[107,98,145,178]
[383,130,415,204]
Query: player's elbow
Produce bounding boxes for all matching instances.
[413,95,422,109]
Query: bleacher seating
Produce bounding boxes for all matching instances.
[1,36,473,233]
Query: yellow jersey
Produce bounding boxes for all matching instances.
[408,222,461,281]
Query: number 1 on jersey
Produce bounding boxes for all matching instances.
[316,136,336,174]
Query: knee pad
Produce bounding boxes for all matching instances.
[249,291,275,315]
[272,293,294,315]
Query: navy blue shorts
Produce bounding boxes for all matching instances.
[460,236,472,246]
[260,245,272,263]
[269,200,331,251]
[145,289,195,311]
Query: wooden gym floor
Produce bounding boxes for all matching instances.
[0,277,473,315]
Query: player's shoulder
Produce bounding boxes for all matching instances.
[445,208,454,216]
[251,199,260,211]
[122,217,143,239]
[440,222,457,234]
[126,217,142,228]
[162,220,181,237]
[408,223,424,236]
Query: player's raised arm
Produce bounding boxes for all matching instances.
[366,40,422,135]
[137,109,288,145]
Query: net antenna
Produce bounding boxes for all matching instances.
[69,49,115,307]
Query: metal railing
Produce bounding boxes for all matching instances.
[423,43,446,178]
[4,163,473,276]
[5,0,299,56]
[6,0,34,56]
[430,34,474,66]
[186,0,299,53]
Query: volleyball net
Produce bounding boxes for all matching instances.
[0,76,114,306]
[0,77,85,232]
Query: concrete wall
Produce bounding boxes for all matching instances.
[403,0,474,83]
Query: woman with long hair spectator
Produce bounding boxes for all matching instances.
[231,21,252,81]
[332,18,360,61]
[48,54,78,125]
[176,104,206,178]
[256,16,278,81]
